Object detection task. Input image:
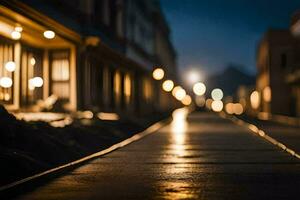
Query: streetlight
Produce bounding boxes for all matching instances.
[211,88,223,101]
[162,80,174,92]
[193,82,206,96]
[152,68,165,80]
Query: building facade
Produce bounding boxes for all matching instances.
[0,0,178,116]
[256,11,300,117]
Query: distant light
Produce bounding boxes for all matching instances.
[0,77,13,88]
[225,103,234,114]
[263,86,271,103]
[195,95,206,107]
[211,88,223,101]
[193,82,206,96]
[162,80,174,92]
[182,95,192,106]
[250,91,260,109]
[233,103,244,115]
[97,112,119,121]
[43,30,55,39]
[15,26,23,32]
[29,77,43,89]
[187,71,200,84]
[211,100,223,112]
[5,61,16,72]
[205,98,213,109]
[30,57,36,66]
[174,88,186,101]
[11,31,21,40]
[172,86,182,97]
[152,68,164,80]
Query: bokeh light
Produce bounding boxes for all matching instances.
[152,68,165,80]
[43,30,55,39]
[195,95,206,107]
[233,103,244,115]
[211,100,223,112]
[162,80,174,92]
[250,91,260,109]
[211,88,223,101]
[174,88,186,101]
[5,61,16,72]
[182,95,192,106]
[0,77,13,88]
[225,103,234,114]
[205,98,213,109]
[263,86,271,102]
[193,82,206,96]
[11,31,21,40]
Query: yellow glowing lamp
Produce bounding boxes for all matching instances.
[11,31,21,40]
[193,82,206,96]
[211,100,223,112]
[182,95,192,106]
[5,61,16,72]
[152,68,164,80]
[250,91,260,109]
[0,77,13,88]
[162,80,174,92]
[43,30,55,39]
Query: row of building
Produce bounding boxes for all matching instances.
[234,11,300,118]
[0,0,179,116]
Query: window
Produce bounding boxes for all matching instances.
[51,51,70,99]
[0,41,14,104]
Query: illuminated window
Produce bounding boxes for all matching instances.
[51,52,70,99]
[114,70,121,105]
[124,74,131,105]
[0,41,14,104]
[143,78,152,102]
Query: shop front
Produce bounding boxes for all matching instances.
[0,4,80,111]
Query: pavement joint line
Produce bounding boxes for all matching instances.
[219,112,300,160]
[0,117,171,192]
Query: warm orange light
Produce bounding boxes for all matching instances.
[211,100,223,112]
[250,91,260,109]
[15,26,23,32]
[30,57,36,66]
[233,103,244,115]
[97,112,119,121]
[11,31,21,40]
[162,80,174,92]
[263,86,271,102]
[205,98,213,109]
[29,77,43,89]
[225,103,234,114]
[0,77,13,88]
[182,95,192,106]
[211,88,223,100]
[5,61,16,72]
[43,30,55,39]
[172,86,181,97]
[193,82,206,96]
[174,88,186,101]
[152,68,165,80]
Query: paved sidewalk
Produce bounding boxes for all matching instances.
[9,110,300,199]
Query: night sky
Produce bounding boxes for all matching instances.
[160,0,300,77]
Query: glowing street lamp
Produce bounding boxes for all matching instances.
[43,30,55,39]
[5,61,16,72]
[211,88,223,101]
[211,100,223,112]
[162,80,174,92]
[152,68,164,80]
[182,95,192,106]
[0,77,13,88]
[193,82,206,96]
[174,87,186,101]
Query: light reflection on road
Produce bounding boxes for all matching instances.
[157,108,198,199]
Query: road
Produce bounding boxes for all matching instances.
[10,109,300,199]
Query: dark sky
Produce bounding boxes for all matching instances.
[160,0,300,77]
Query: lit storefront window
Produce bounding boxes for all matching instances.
[143,77,152,103]
[114,70,121,106]
[0,41,14,103]
[51,52,70,99]
[124,73,131,105]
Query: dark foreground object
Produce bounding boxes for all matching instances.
[4,111,300,199]
[0,105,170,187]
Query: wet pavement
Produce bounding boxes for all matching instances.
[10,109,300,199]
